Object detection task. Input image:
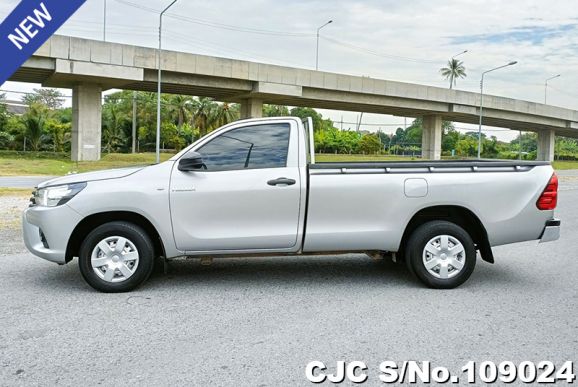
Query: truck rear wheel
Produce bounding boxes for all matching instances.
[78,221,155,292]
[405,220,476,289]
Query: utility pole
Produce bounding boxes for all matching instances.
[544,74,560,104]
[103,0,107,41]
[518,130,522,160]
[132,91,137,153]
[357,112,363,132]
[156,0,179,164]
[315,20,333,71]
[478,61,517,158]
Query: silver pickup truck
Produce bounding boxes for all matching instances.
[23,117,560,292]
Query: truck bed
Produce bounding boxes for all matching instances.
[304,159,554,253]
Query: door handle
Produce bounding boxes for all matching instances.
[267,177,296,186]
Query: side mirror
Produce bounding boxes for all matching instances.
[178,152,206,171]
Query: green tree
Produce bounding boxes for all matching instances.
[455,135,478,157]
[22,103,49,151]
[135,92,158,149]
[482,136,499,158]
[161,122,186,150]
[23,88,65,109]
[357,134,382,154]
[0,131,13,148]
[315,128,353,153]
[263,104,290,117]
[442,127,460,153]
[555,137,578,160]
[45,119,70,152]
[212,102,239,128]
[192,97,217,137]
[439,59,467,89]
[290,107,335,132]
[511,132,537,153]
[168,95,192,129]
[0,93,8,130]
[0,93,11,147]
[102,94,130,153]
[405,125,422,145]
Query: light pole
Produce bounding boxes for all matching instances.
[315,20,332,71]
[452,49,468,59]
[477,61,517,159]
[103,0,107,41]
[132,91,137,153]
[544,74,560,104]
[156,0,178,164]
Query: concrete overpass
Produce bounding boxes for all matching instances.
[9,35,578,161]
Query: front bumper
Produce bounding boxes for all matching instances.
[22,204,83,264]
[539,219,560,243]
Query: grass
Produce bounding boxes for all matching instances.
[552,160,578,170]
[0,152,174,176]
[0,152,577,176]
[0,188,31,196]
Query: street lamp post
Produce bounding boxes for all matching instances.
[452,49,468,59]
[103,0,107,41]
[544,74,560,104]
[315,20,332,71]
[477,61,517,159]
[156,0,178,164]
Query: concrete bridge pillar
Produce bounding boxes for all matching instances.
[537,129,555,162]
[240,98,263,119]
[72,84,102,161]
[421,115,442,160]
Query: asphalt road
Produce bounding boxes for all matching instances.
[0,176,55,189]
[0,183,577,386]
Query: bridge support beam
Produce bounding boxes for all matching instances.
[421,115,442,160]
[240,98,263,119]
[72,84,102,161]
[537,129,555,162]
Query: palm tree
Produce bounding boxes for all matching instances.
[168,95,192,129]
[212,102,239,128]
[102,101,127,153]
[23,103,48,151]
[191,97,217,137]
[440,59,466,89]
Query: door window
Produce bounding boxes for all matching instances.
[195,123,290,171]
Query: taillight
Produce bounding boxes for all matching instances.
[536,173,558,210]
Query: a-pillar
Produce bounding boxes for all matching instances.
[72,84,102,161]
[421,115,442,160]
[537,129,555,162]
[240,98,263,119]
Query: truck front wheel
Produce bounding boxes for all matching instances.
[405,221,476,289]
[78,221,155,292]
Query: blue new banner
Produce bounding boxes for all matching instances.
[0,0,87,85]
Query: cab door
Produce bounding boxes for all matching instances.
[169,121,302,252]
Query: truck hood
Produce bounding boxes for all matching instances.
[37,166,145,188]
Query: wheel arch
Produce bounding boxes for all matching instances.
[65,211,166,263]
[399,205,494,263]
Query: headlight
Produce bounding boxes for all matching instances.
[33,182,87,207]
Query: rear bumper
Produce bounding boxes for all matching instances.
[539,219,560,243]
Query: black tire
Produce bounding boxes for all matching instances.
[78,221,155,292]
[405,220,476,289]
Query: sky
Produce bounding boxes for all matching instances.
[1,0,578,141]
